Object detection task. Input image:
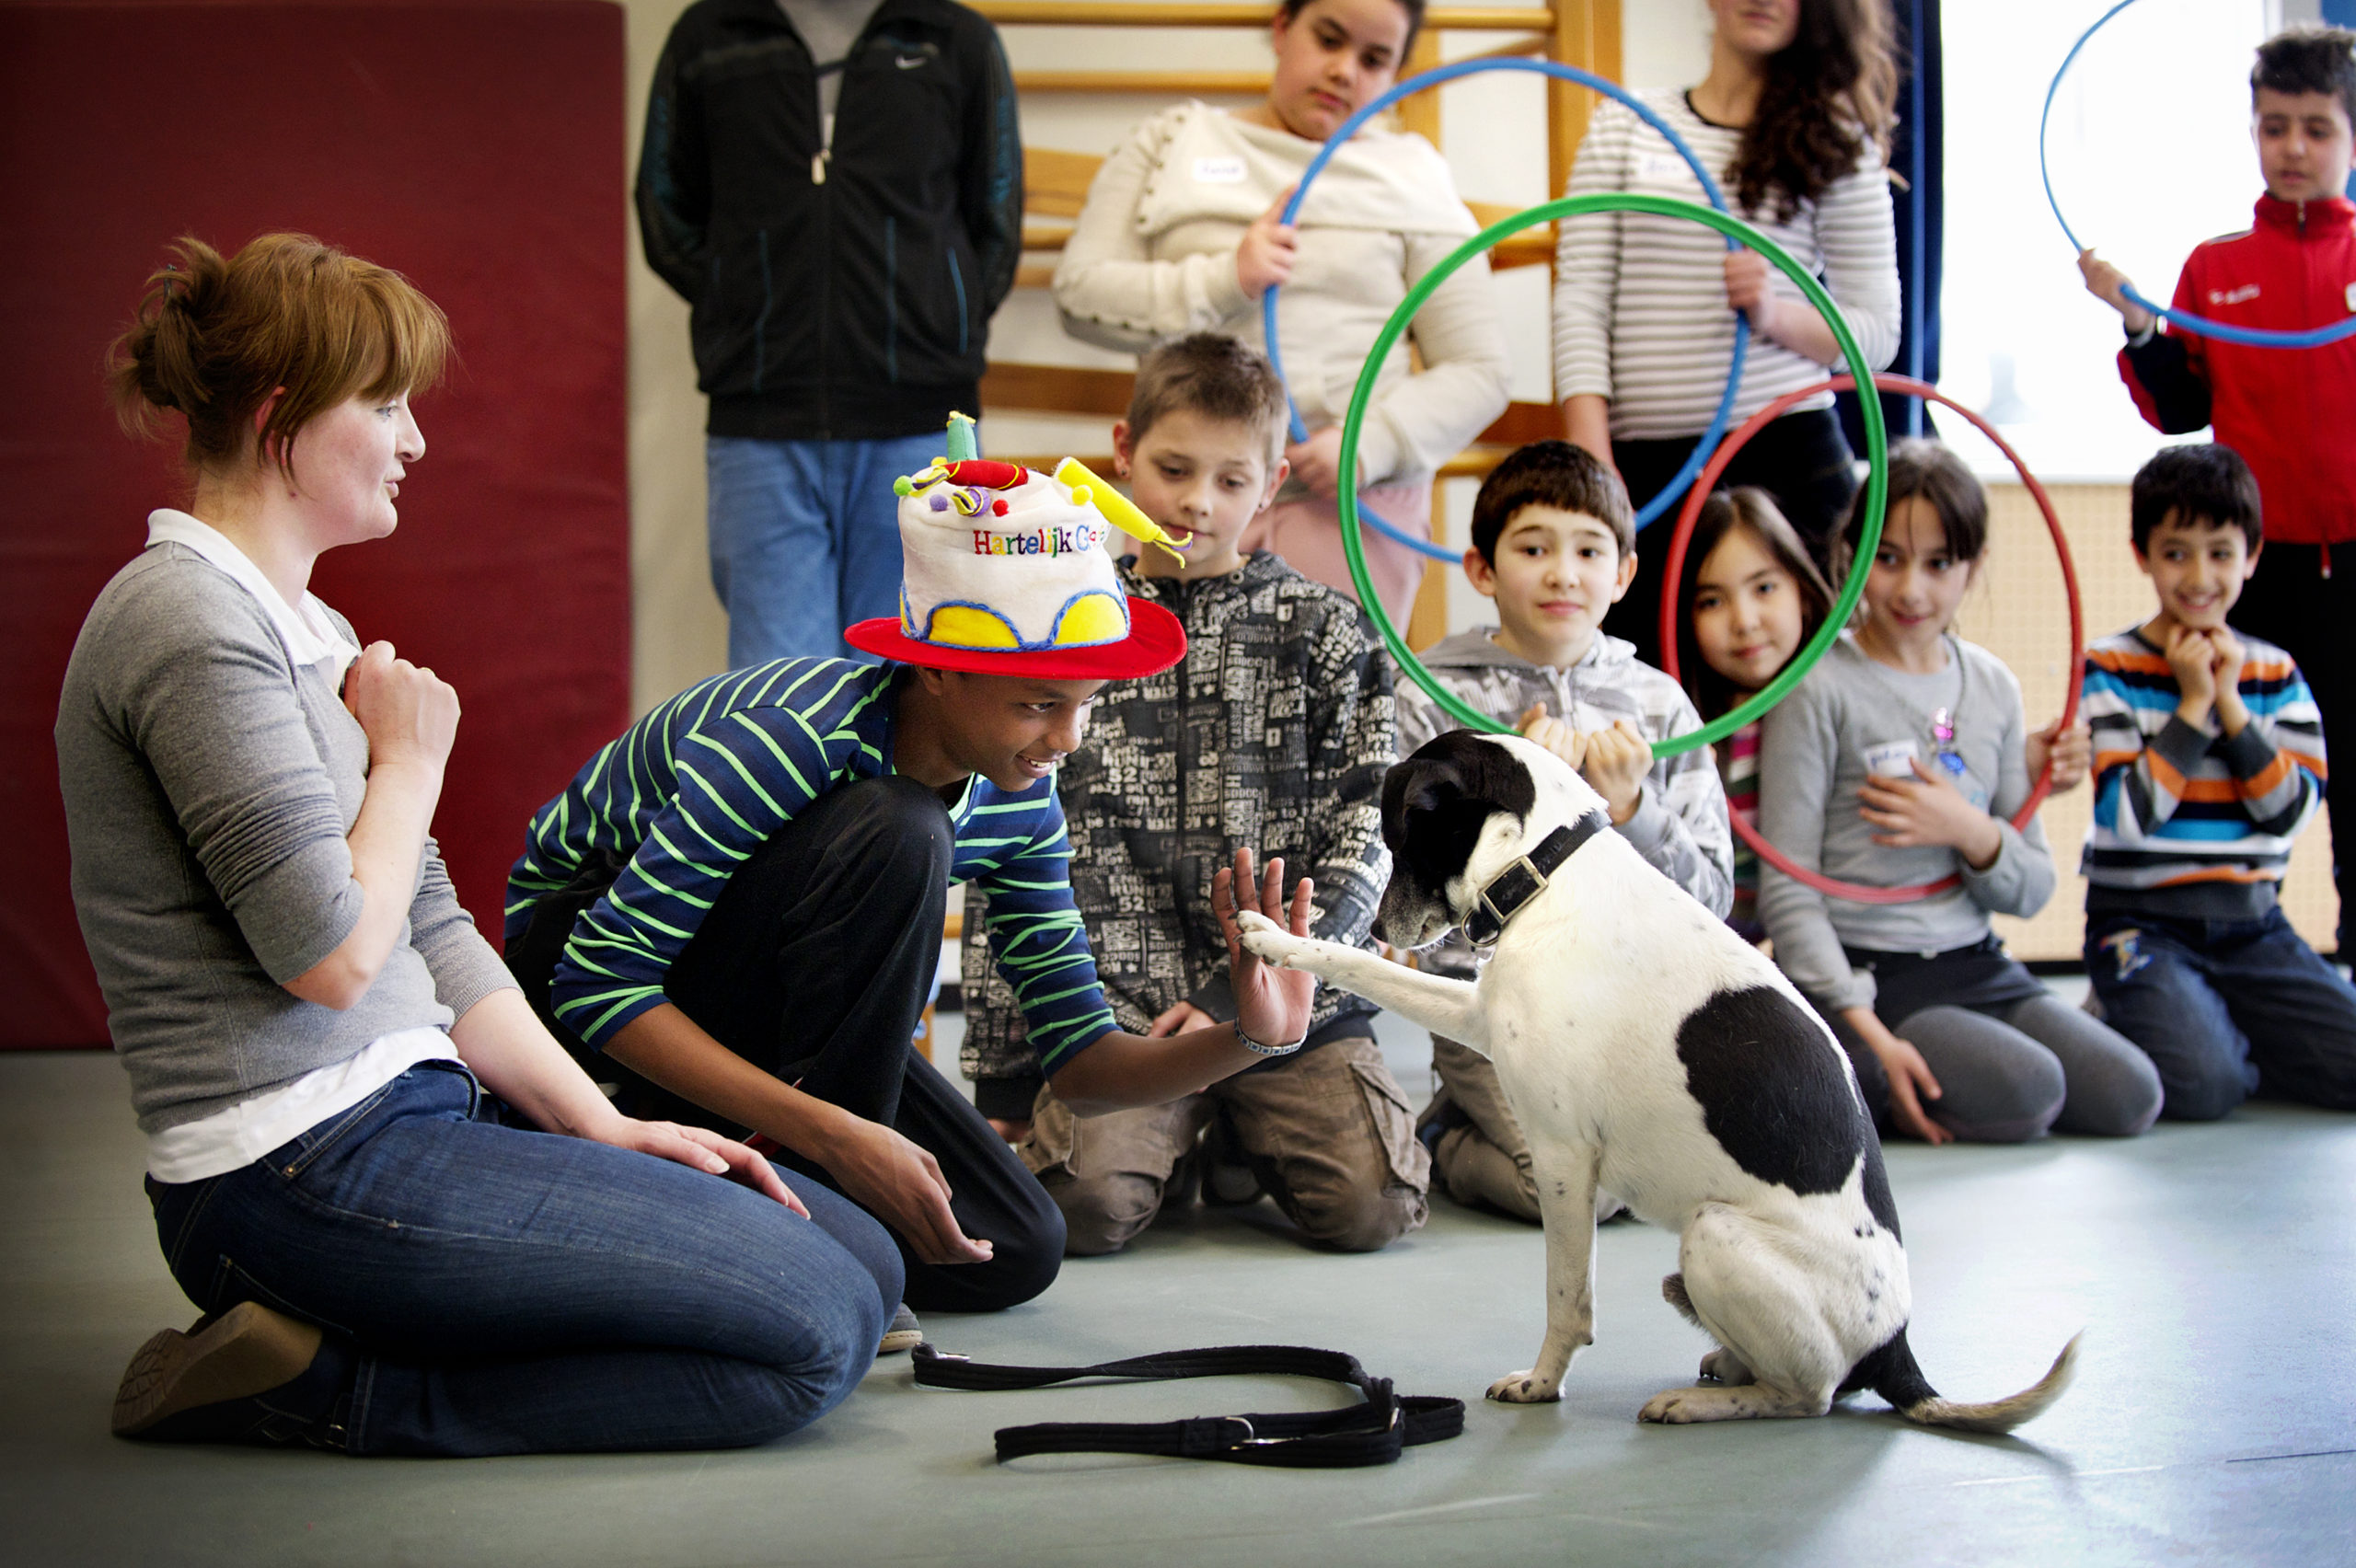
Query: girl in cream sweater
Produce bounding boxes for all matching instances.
[1053,0,1509,623]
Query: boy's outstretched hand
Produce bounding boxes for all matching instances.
[1213,847,1317,1052]
[2077,248,2157,335]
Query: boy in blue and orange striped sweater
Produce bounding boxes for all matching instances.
[2082,444,2356,1120]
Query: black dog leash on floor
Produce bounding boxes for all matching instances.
[910,1342,1464,1468]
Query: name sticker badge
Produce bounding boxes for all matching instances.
[1860,739,1919,779]
[1193,156,1247,185]
[1634,151,1697,189]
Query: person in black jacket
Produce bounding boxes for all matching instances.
[639,0,1023,666]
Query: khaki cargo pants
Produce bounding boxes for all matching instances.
[1420,1037,1625,1225]
[1021,1035,1430,1255]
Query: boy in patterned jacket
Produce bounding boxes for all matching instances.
[963,335,1428,1253]
[2081,444,2356,1119]
[1398,441,1731,1224]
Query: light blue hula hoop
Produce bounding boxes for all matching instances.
[2041,0,2356,350]
[1260,57,1754,562]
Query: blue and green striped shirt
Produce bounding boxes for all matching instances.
[504,659,1116,1074]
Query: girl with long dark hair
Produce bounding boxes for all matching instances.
[1053,0,1509,625]
[1557,0,1903,663]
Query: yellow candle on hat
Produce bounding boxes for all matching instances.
[1053,458,1193,565]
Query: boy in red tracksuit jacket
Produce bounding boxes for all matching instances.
[2079,25,2356,942]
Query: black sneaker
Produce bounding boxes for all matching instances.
[1415,1090,1470,1159]
[1200,1107,1263,1207]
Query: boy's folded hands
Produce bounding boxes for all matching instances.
[1517,703,1585,770]
[1581,722,1653,824]
[2165,623,2252,732]
[1516,706,1652,824]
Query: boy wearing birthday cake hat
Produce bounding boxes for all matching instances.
[504,416,1322,1337]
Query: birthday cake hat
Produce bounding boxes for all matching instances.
[844,414,1189,679]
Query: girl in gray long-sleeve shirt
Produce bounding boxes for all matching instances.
[1758,442,2159,1146]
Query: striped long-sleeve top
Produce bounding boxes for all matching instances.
[1551,89,1900,441]
[2080,628,2327,920]
[504,659,1117,1074]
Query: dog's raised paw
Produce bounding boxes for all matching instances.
[1237,917,1302,967]
[1485,1370,1561,1404]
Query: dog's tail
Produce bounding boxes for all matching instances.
[1875,1329,2082,1435]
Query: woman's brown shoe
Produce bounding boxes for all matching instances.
[113,1301,324,1439]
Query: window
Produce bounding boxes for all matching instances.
[1939,0,2278,479]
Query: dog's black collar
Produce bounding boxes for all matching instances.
[1461,809,1611,949]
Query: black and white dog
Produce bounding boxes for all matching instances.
[1237,731,2076,1428]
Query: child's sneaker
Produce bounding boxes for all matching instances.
[877,1303,922,1356]
[1199,1107,1263,1207]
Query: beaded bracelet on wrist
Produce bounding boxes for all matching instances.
[1234,1020,1305,1057]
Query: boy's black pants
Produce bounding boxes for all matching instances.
[2234,541,2350,949]
[506,775,1065,1314]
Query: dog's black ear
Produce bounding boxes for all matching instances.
[1381,756,1464,853]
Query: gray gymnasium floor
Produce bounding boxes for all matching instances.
[5,996,2351,1568]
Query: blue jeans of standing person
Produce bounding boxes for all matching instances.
[146,1060,901,1456]
[2085,907,2356,1122]
[706,432,942,666]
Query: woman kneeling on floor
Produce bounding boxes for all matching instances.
[57,233,903,1457]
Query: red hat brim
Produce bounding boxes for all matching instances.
[843,596,1186,680]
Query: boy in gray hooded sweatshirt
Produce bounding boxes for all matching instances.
[1398,442,1731,1222]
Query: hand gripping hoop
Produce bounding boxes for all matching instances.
[1263,59,1756,563]
[1338,191,1889,752]
[2041,0,2356,350]
[1657,374,2085,905]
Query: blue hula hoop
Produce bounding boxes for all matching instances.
[1260,57,1753,562]
[2041,0,2356,351]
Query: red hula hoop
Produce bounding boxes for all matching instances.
[1657,374,2085,906]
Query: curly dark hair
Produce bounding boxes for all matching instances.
[1729,0,1900,223]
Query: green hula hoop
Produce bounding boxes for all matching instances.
[1339,191,1888,757]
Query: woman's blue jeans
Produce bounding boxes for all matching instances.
[147,1061,902,1456]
